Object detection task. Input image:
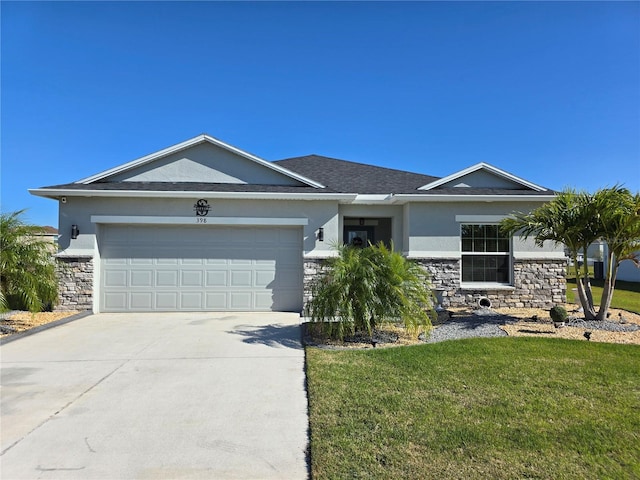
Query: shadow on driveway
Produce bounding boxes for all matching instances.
[229,323,303,350]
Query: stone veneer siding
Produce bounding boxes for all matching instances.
[303,259,329,311]
[303,257,567,311]
[55,256,94,311]
[416,258,567,309]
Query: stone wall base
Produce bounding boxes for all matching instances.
[416,258,567,309]
[55,256,93,311]
[303,257,567,312]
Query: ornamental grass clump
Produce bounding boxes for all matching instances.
[305,242,435,340]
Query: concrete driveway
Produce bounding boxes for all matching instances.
[0,312,308,479]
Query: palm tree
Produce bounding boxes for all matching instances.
[305,242,434,340]
[592,188,640,319]
[0,210,58,312]
[501,187,640,321]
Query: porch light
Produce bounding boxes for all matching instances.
[71,224,79,239]
[318,227,324,242]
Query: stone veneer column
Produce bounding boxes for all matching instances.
[303,259,329,312]
[55,256,94,311]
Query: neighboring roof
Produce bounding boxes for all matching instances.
[76,134,325,189]
[418,162,547,192]
[274,155,439,194]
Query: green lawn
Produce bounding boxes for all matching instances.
[566,278,640,313]
[307,338,640,479]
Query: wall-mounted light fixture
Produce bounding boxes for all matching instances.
[359,218,365,226]
[318,227,324,242]
[71,224,79,239]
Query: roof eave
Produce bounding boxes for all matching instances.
[29,188,356,202]
[391,194,556,204]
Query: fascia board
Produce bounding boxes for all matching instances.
[391,194,556,204]
[418,162,547,192]
[29,188,356,202]
[75,134,326,189]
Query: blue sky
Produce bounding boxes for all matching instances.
[2,1,639,227]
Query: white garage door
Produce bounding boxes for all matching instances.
[99,225,303,312]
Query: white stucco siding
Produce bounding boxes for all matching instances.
[58,197,339,258]
[439,170,525,189]
[406,202,564,259]
[107,143,305,186]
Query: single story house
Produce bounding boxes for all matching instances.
[30,134,566,313]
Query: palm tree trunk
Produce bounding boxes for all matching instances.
[573,254,597,320]
[596,252,618,321]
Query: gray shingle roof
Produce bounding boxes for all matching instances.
[274,155,440,194]
[35,154,553,196]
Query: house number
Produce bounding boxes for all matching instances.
[196,217,207,224]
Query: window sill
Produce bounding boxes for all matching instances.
[460,283,515,291]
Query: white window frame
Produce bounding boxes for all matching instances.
[460,223,512,288]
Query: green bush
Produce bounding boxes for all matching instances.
[305,242,434,339]
[550,305,568,323]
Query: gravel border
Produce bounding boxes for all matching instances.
[426,311,518,343]
[0,311,92,346]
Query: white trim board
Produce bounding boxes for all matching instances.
[455,215,507,223]
[91,216,309,226]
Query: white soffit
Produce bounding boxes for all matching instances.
[75,134,326,189]
[418,162,547,192]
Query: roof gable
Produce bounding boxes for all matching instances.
[77,134,324,188]
[418,162,547,192]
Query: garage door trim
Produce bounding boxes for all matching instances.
[92,215,308,226]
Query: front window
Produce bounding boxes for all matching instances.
[461,224,511,284]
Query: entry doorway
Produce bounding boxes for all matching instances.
[344,226,375,247]
[343,217,392,248]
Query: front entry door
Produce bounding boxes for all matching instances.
[344,226,375,247]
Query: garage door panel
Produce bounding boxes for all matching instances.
[255,292,274,309]
[131,270,153,287]
[104,270,127,287]
[256,229,278,244]
[130,293,153,309]
[230,271,252,287]
[230,292,252,310]
[206,292,227,309]
[278,269,302,288]
[255,270,276,287]
[156,292,178,309]
[157,271,179,286]
[180,293,203,309]
[181,270,203,287]
[101,225,302,312]
[206,271,227,287]
[104,292,127,310]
